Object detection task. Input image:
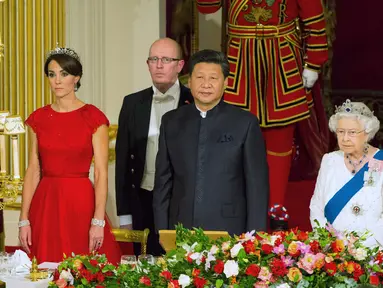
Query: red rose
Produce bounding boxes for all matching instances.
[193,276,207,288]
[261,244,274,254]
[331,239,345,253]
[353,266,364,281]
[375,251,383,264]
[274,237,283,246]
[297,231,308,242]
[245,264,261,277]
[53,269,60,281]
[96,272,104,283]
[309,240,320,253]
[169,280,180,288]
[139,276,152,286]
[324,262,337,276]
[270,258,287,277]
[160,270,172,281]
[89,259,99,266]
[81,269,93,282]
[370,275,380,286]
[186,253,193,264]
[243,240,256,254]
[213,260,224,274]
[192,268,201,277]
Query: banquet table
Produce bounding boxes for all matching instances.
[0,275,51,288]
[0,262,57,288]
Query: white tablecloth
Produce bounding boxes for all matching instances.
[0,276,51,288]
[0,262,58,288]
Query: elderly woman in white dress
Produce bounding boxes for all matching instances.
[310,99,383,248]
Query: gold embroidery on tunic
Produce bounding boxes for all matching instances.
[244,6,272,23]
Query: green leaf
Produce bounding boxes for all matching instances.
[215,279,224,288]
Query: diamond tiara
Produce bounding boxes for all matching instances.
[46,47,81,63]
[335,99,374,118]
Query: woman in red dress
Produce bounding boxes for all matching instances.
[18,47,121,264]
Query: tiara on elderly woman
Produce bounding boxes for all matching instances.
[46,47,81,63]
[335,99,374,118]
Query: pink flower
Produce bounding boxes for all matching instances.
[297,242,311,254]
[55,279,67,288]
[297,253,316,274]
[281,255,294,267]
[254,281,269,287]
[257,267,272,281]
[273,244,285,255]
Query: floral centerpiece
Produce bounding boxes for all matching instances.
[48,253,119,288]
[49,223,383,287]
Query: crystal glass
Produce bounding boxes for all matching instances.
[138,254,154,265]
[120,255,137,265]
[0,252,14,276]
[0,252,6,275]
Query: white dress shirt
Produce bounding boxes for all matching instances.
[310,150,383,248]
[119,80,180,226]
[196,105,207,118]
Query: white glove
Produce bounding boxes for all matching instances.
[302,68,319,88]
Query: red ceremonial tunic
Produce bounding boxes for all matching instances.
[197,0,328,127]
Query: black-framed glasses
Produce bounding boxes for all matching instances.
[147,56,180,64]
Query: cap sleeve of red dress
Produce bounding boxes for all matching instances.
[82,104,110,134]
[24,107,46,133]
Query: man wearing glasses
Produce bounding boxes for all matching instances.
[115,38,193,255]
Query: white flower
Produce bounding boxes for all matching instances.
[59,269,74,285]
[354,247,367,261]
[178,274,191,287]
[276,284,291,288]
[182,242,198,255]
[210,245,219,255]
[239,230,255,242]
[223,260,239,278]
[190,251,208,265]
[205,252,216,271]
[230,243,243,258]
[270,235,281,245]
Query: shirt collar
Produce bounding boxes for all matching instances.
[152,79,180,102]
[195,105,207,118]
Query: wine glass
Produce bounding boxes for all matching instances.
[120,255,137,268]
[138,254,154,265]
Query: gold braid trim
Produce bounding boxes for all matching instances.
[267,149,293,156]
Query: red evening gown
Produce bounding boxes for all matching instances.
[25,104,121,264]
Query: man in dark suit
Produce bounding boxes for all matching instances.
[153,49,269,236]
[115,38,193,255]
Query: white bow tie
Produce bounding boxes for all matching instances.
[153,93,173,103]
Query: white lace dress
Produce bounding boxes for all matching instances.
[309,150,383,248]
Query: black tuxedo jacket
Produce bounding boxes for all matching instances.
[153,101,269,235]
[115,84,193,228]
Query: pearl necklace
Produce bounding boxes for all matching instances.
[346,153,366,174]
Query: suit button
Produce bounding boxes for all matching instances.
[131,169,134,173]
[130,154,134,159]
[132,184,135,188]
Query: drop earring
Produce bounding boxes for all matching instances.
[364,142,369,154]
[74,83,78,92]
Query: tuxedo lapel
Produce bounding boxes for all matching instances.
[134,88,153,161]
[178,84,193,107]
